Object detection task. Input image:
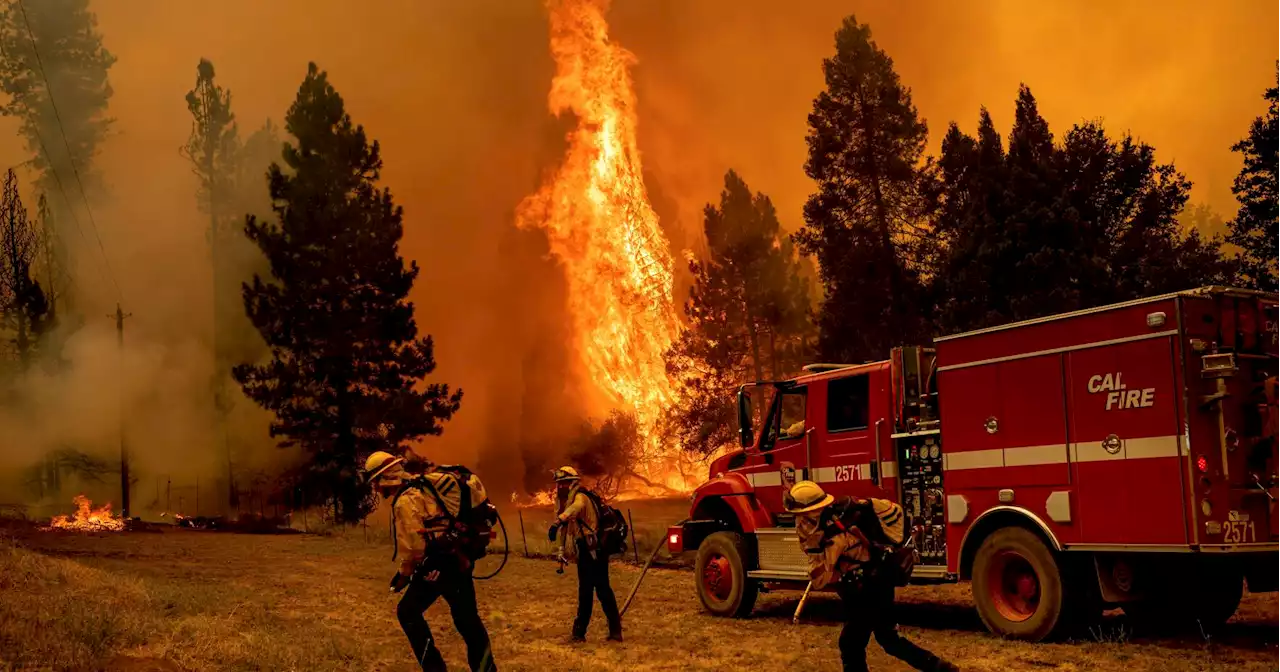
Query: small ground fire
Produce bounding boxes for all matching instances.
[45,495,126,532]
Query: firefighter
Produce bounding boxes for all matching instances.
[364,451,497,672]
[547,466,623,643]
[784,480,959,672]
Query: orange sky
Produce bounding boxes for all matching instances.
[1,0,1275,477]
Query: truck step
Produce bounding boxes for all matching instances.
[747,569,810,581]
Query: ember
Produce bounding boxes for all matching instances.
[46,495,126,532]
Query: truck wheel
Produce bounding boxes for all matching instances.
[695,531,758,618]
[972,527,1071,641]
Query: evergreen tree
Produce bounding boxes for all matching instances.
[181,58,240,507]
[0,169,49,369]
[0,0,115,247]
[794,16,932,363]
[1227,76,1278,290]
[930,86,1231,334]
[665,170,813,457]
[234,63,461,523]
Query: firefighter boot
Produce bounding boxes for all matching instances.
[606,627,623,643]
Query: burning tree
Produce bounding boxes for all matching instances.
[234,63,462,524]
[518,0,695,492]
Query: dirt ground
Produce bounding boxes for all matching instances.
[3,522,1277,672]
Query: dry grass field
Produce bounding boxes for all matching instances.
[1,506,1276,672]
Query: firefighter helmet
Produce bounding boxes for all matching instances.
[553,466,581,483]
[363,451,405,484]
[784,480,834,513]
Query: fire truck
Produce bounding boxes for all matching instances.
[665,286,1278,641]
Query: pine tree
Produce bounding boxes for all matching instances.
[181,58,240,509]
[665,170,813,457]
[794,16,932,363]
[0,169,49,369]
[0,0,115,240]
[929,85,1231,334]
[234,63,462,523]
[1227,76,1278,290]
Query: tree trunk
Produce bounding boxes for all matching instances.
[768,328,780,379]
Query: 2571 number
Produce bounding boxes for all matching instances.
[1223,520,1256,544]
[834,465,857,482]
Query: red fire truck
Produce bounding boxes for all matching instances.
[665,286,1278,641]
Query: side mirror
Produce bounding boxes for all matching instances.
[737,387,754,448]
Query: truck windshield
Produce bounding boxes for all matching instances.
[762,387,807,450]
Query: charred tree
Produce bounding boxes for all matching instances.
[0,169,50,369]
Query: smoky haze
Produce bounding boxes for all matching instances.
[0,0,1274,507]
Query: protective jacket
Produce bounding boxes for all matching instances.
[392,469,490,574]
[795,497,905,589]
[556,485,599,559]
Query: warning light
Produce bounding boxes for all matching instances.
[669,534,679,545]
[1196,455,1209,473]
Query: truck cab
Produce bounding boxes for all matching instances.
[667,348,946,618]
[667,286,1277,641]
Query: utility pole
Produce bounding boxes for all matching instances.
[111,303,133,518]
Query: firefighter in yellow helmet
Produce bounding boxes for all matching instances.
[785,481,958,672]
[364,451,497,672]
[547,466,622,643]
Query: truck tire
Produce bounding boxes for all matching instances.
[695,531,758,618]
[971,527,1076,641]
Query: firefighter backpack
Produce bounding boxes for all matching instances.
[579,488,629,558]
[400,465,499,562]
[830,497,917,586]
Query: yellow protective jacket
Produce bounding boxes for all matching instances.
[795,498,904,590]
[391,469,489,574]
[556,486,599,559]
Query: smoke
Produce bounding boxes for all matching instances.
[0,0,1274,504]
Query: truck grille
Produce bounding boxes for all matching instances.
[755,528,810,573]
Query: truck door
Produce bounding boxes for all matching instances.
[737,385,810,515]
[815,370,894,500]
[1067,336,1186,545]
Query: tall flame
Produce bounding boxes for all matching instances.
[519,0,689,490]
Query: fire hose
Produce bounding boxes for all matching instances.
[391,512,511,592]
[473,511,510,581]
[619,518,688,617]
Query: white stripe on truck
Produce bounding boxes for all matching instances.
[943,435,1182,471]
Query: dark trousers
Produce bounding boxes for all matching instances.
[836,576,943,672]
[573,540,622,638]
[397,566,496,672]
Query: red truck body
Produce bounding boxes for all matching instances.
[667,286,1278,640]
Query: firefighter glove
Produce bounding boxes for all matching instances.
[548,523,560,541]
[389,572,410,593]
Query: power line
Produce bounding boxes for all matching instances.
[0,32,97,298]
[13,0,121,301]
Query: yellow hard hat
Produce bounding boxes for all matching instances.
[784,480,833,513]
[553,466,580,482]
[364,451,405,484]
